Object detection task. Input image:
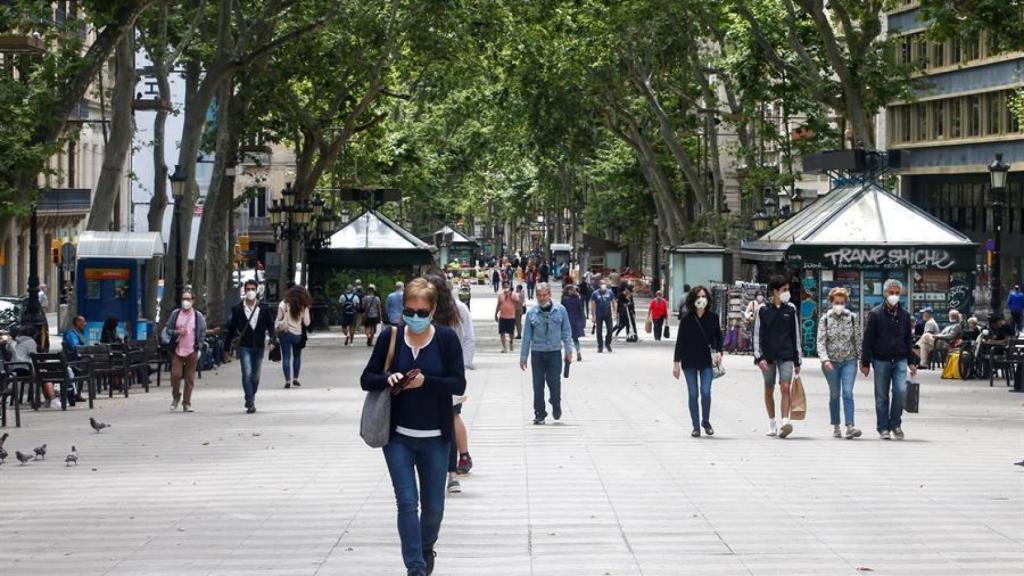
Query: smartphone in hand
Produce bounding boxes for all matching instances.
[391,368,422,395]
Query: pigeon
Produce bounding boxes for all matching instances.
[16,450,32,465]
[65,446,78,467]
[1015,459,1024,467]
[0,432,8,448]
[0,446,7,464]
[34,444,47,460]
[90,417,110,433]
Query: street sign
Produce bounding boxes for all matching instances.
[985,239,995,251]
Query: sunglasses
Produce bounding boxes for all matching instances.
[403,308,431,318]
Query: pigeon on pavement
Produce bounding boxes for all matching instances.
[1015,459,1024,467]
[89,417,110,433]
[0,432,8,448]
[34,444,47,460]
[16,451,32,465]
[65,446,78,467]
[0,446,7,464]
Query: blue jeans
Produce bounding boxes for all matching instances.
[383,434,450,572]
[238,347,264,408]
[531,350,562,419]
[279,332,303,382]
[871,359,907,433]
[823,359,858,426]
[595,316,613,351]
[682,367,713,430]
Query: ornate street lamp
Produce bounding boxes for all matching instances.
[791,188,808,213]
[763,196,777,219]
[311,194,325,217]
[168,164,188,307]
[989,152,1011,321]
[281,182,296,208]
[752,210,770,233]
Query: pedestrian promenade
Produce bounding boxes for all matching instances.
[1,287,1022,575]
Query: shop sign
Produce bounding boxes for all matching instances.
[819,248,955,270]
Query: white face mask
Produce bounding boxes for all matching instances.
[779,291,791,304]
[755,295,764,303]
[181,300,193,311]
[832,304,845,315]
[886,294,900,306]
[245,290,257,301]
[695,297,708,309]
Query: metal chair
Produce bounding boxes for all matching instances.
[0,361,29,427]
[30,352,95,410]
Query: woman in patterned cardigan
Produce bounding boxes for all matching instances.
[816,287,862,439]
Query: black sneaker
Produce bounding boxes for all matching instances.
[533,417,545,425]
[702,422,714,436]
[553,406,562,420]
[424,549,436,575]
[293,380,301,387]
[246,406,256,414]
[691,429,701,437]
[284,382,291,389]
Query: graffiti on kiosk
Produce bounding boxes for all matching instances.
[821,248,955,270]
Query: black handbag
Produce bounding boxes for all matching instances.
[904,380,920,413]
[268,344,282,363]
[663,324,671,339]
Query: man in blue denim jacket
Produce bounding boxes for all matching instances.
[519,283,574,425]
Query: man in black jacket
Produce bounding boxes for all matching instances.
[753,275,802,439]
[225,279,278,414]
[860,278,918,440]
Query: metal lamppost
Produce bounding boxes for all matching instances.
[22,198,46,349]
[989,152,1010,320]
[168,165,187,307]
[270,183,314,286]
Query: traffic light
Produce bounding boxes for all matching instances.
[52,247,60,265]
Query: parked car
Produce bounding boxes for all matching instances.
[0,296,25,332]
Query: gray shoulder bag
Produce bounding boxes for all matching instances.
[694,314,726,379]
[360,326,397,448]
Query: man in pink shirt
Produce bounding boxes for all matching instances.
[161,290,207,412]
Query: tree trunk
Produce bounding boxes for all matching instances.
[87,34,135,231]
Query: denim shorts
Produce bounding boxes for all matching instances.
[762,361,795,387]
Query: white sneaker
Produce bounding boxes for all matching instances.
[170,400,179,412]
[779,419,793,439]
[447,478,462,494]
[833,425,842,438]
[766,419,778,437]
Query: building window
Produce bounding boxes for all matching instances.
[950,98,962,138]
[915,103,928,141]
[1006,92,1021,133]
[933,100,944,138]
[900,107,912,142]
[951,38,961,64]
[914,37,928,66]
[932,41,945,68]
[967,95,981,136]
[248,187,267,218]
[900,36,912,66]
[987,92,1002,135]
[965,37,980,61]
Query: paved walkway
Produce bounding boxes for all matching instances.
[1,286,1022,575]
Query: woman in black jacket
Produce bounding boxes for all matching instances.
[361,278,466,576]
[672,286,723,437]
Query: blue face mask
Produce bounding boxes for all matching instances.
[403,314,431,334]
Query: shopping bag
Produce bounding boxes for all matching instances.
[360,327,397,448]
[644,317,653,333]
[268,344,281,363]
[663,325,670,339]
[789,376,807,420]
[904,380,920,413]
[941,352,961,380]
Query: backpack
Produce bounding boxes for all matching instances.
[341,294,357,314]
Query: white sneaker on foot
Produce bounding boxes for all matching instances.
[766,419,778,437]
[170,400,179,412]
[779,419,793,439]
[833,425,842,438]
